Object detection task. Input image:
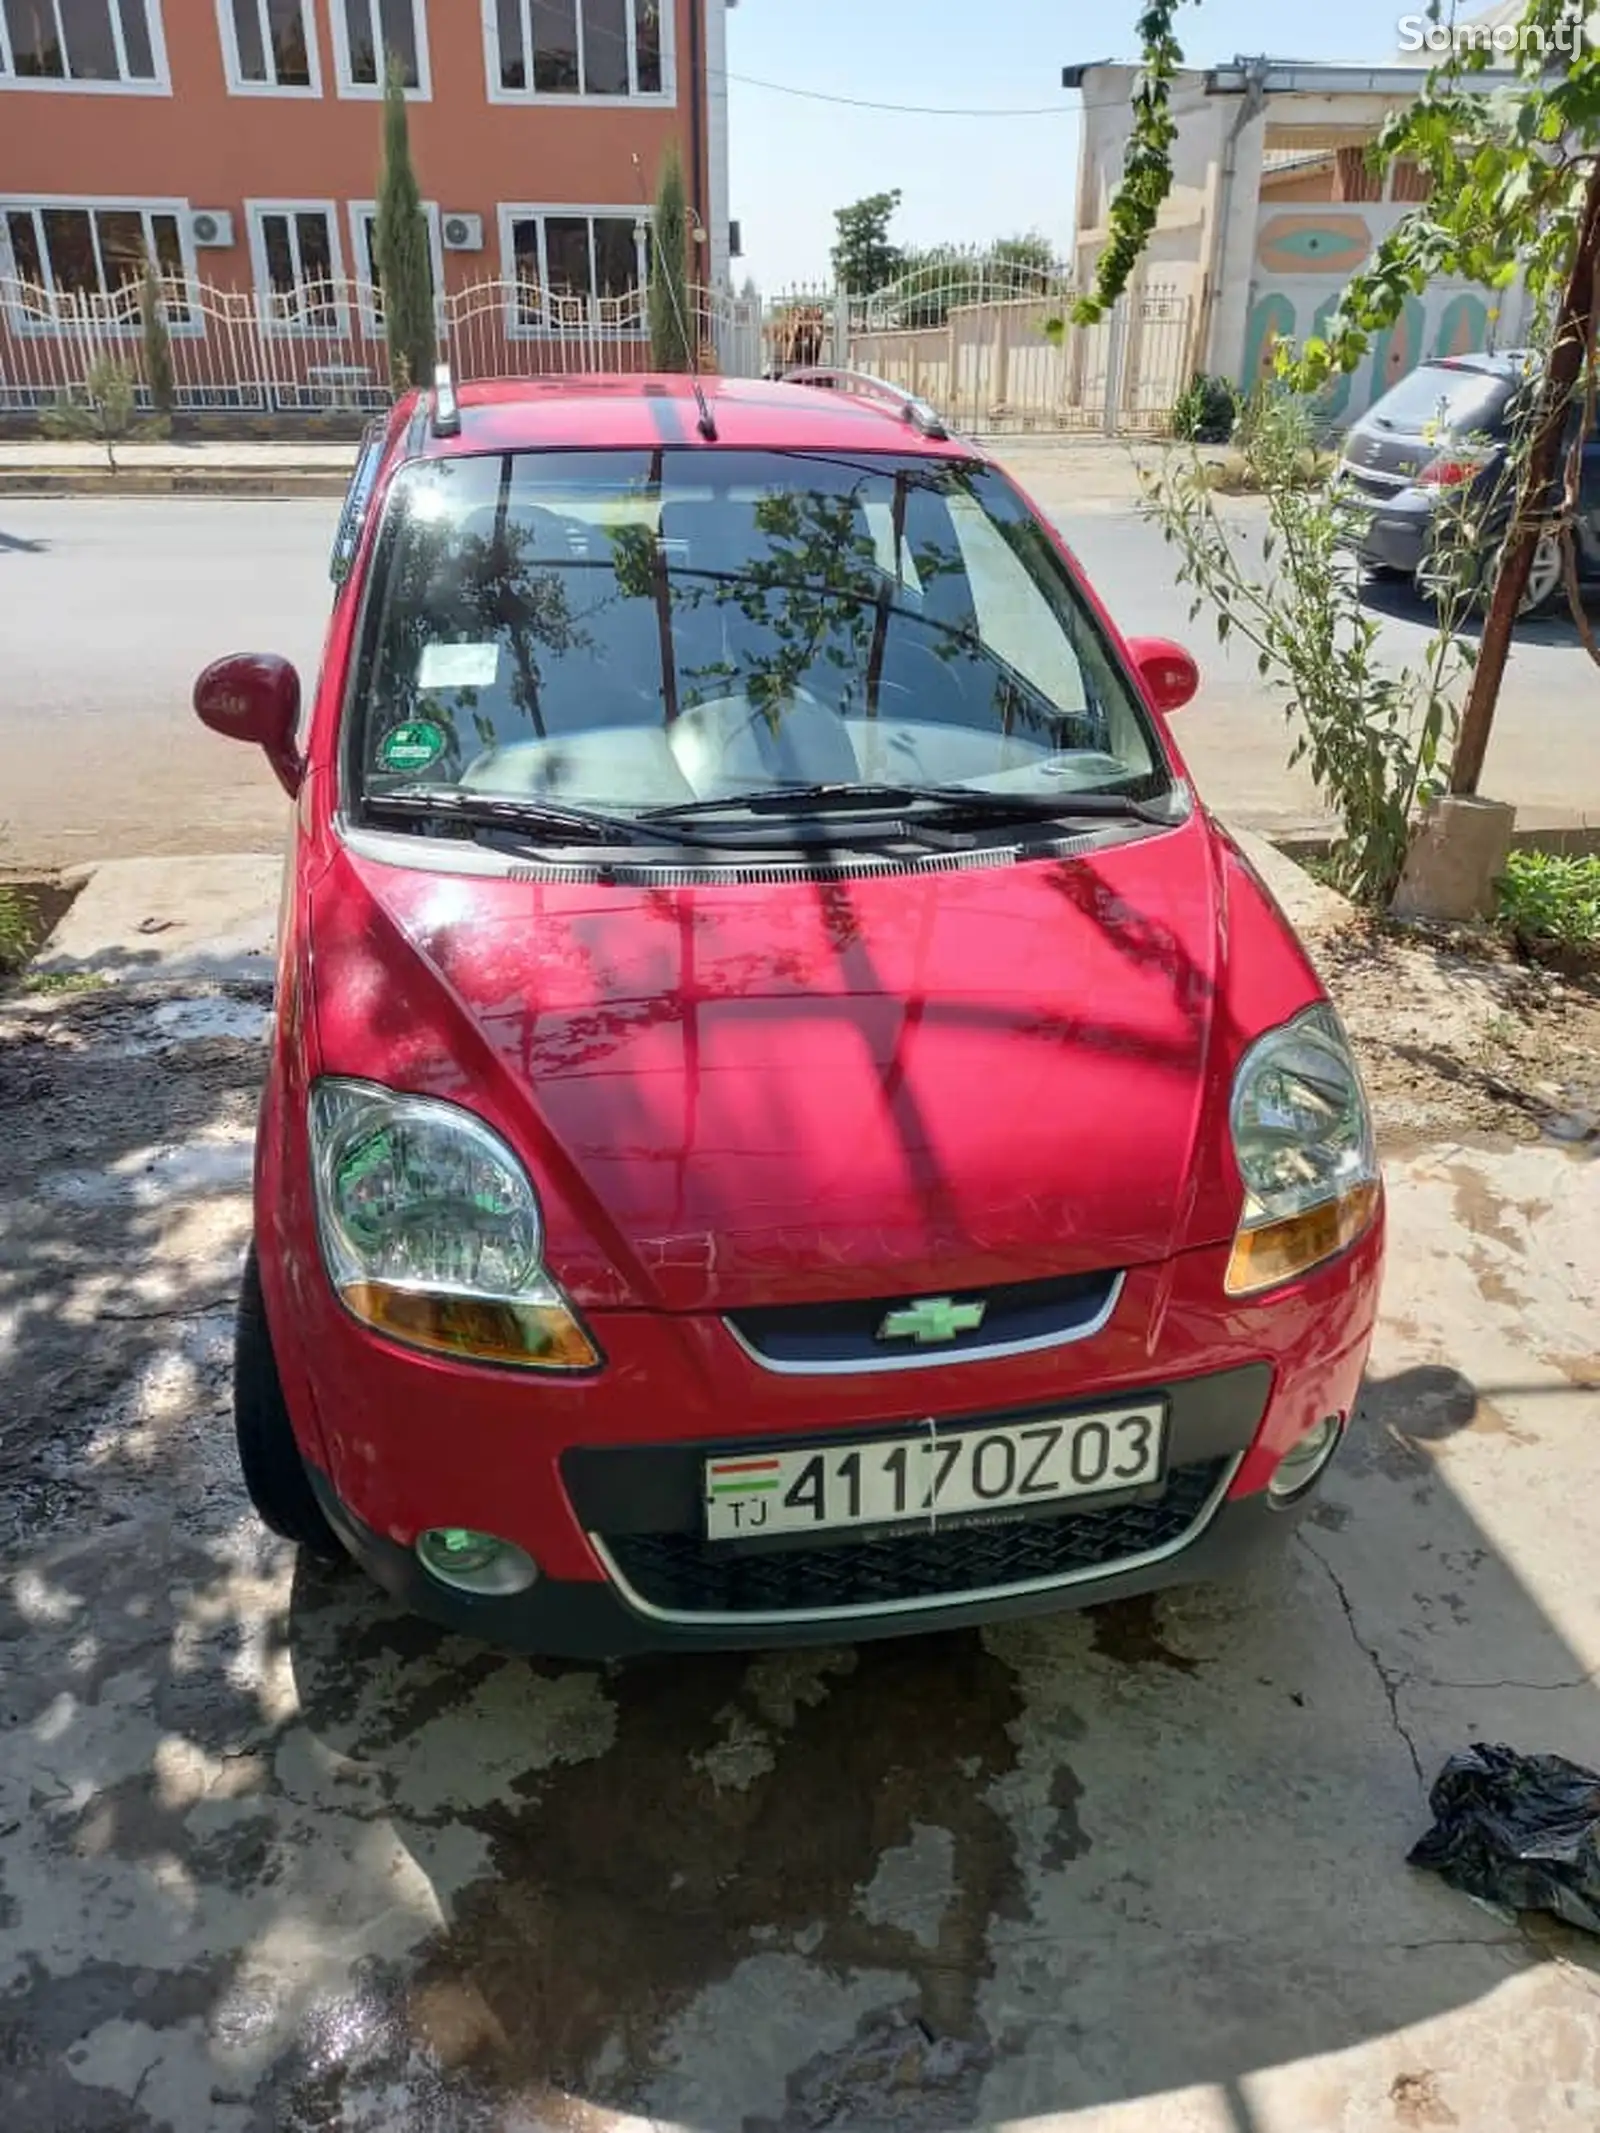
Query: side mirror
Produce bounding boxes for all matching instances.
[193,654,303,797]
[1124,635,1200,715]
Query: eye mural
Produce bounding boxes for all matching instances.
[1256,214,1374,278]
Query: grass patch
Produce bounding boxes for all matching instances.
[20,968,109,996]
[0,875,78,983]
[1497,850,1600,952]
[0,886,27,972]
[1201,447,1337,495]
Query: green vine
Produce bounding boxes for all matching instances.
[1063,0,1188,329]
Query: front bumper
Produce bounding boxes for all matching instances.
[307,1448,1295,1658]
[272,1217,1383,1657]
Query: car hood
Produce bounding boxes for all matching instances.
[308,823,1321,1312]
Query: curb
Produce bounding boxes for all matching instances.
[0,470,349,499]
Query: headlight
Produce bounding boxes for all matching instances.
[1226,1004,1379,1295]
[308,1079,600,1370]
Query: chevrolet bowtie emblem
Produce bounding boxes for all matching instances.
[876,1295,987,1345]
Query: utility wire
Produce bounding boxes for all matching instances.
[720,69,1069,116]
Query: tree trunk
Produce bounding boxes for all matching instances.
[1450,157,1600,795]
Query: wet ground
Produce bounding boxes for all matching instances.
[2,948,1599,2131]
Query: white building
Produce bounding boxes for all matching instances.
[1062,45,1532,425]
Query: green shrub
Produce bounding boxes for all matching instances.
[140,253,177,420]
[1170,372,1239,444]
[1496,850,1600,947]
[0,886,29,972]
[41,354,168,472]
[1142,389,1478,905]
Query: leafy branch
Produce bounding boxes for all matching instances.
[1066,0,1187,327]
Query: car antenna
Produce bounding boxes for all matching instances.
[632,153,717,442]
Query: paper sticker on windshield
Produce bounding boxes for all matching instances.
[378,719,447,774]
[418,641,499,690]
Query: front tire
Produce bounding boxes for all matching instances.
[234,1246,343,1559]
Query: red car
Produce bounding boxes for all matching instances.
[196,367,1383,1656]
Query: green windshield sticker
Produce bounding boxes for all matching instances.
[378,720,446,774]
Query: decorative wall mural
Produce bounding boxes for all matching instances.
[1243,202,1519,424]
[1256,213,1374,277]
[1433,293,1489,359]
[1371,296,1427,396]
[1310,295,1353,424]
[1242,293,1296,391]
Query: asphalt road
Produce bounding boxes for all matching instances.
[2,494,1597,867]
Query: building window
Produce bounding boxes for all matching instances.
[247,201,345,328]
[216,0,316,92]
[331,0,429,97]
[0,0,168,88]
[349,199,443,326]
[2,200,191,319]
[488,0,666,100]
[500,206,647,331]
[1333,146,1382,205]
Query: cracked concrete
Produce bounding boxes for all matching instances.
[1299,1529,1428,1786]
[1,885,1599,2131]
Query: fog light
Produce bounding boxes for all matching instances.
[1268,1414,1344,1505]
[416,1527,538,1596]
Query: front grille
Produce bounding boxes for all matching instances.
[600,1455,1229,1618]
[727,1267,1121,1371]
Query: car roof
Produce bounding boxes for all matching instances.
[389,373,983,466]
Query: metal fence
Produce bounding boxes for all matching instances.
[0,262,1189,435]
[764,256,1195,437]
[0,275,766,416]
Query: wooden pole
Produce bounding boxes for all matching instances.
[1450,157,1600,795]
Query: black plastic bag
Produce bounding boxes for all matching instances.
[1410,1741,1600,1935]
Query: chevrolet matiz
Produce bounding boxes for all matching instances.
[194,366,1384,1656]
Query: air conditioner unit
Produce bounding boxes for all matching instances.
[189,209,234,249]
[441,213,484,252]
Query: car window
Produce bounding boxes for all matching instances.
[1367,364,1513,439]
[345,448,1165,814]
[945,488,1086,712]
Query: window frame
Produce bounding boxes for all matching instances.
[348,198,445,332]
[329,0,431,99]
[0,0,171,94]
[482,0,674,106]
[214,0,321,96]
[245,197,349,333]
[497,201,650,338]
[0,193,197,332]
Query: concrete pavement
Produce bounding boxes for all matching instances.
[0,438,358,499]
[0,859,1598,2129]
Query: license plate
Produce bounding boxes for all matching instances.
[703,1405,1167,1543]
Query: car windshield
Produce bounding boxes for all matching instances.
[345,448,1168,820]
[1365,364,1513,439]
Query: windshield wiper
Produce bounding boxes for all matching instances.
[361,786,753,850]
[364,787,648,845]
[643,782,1178,826]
